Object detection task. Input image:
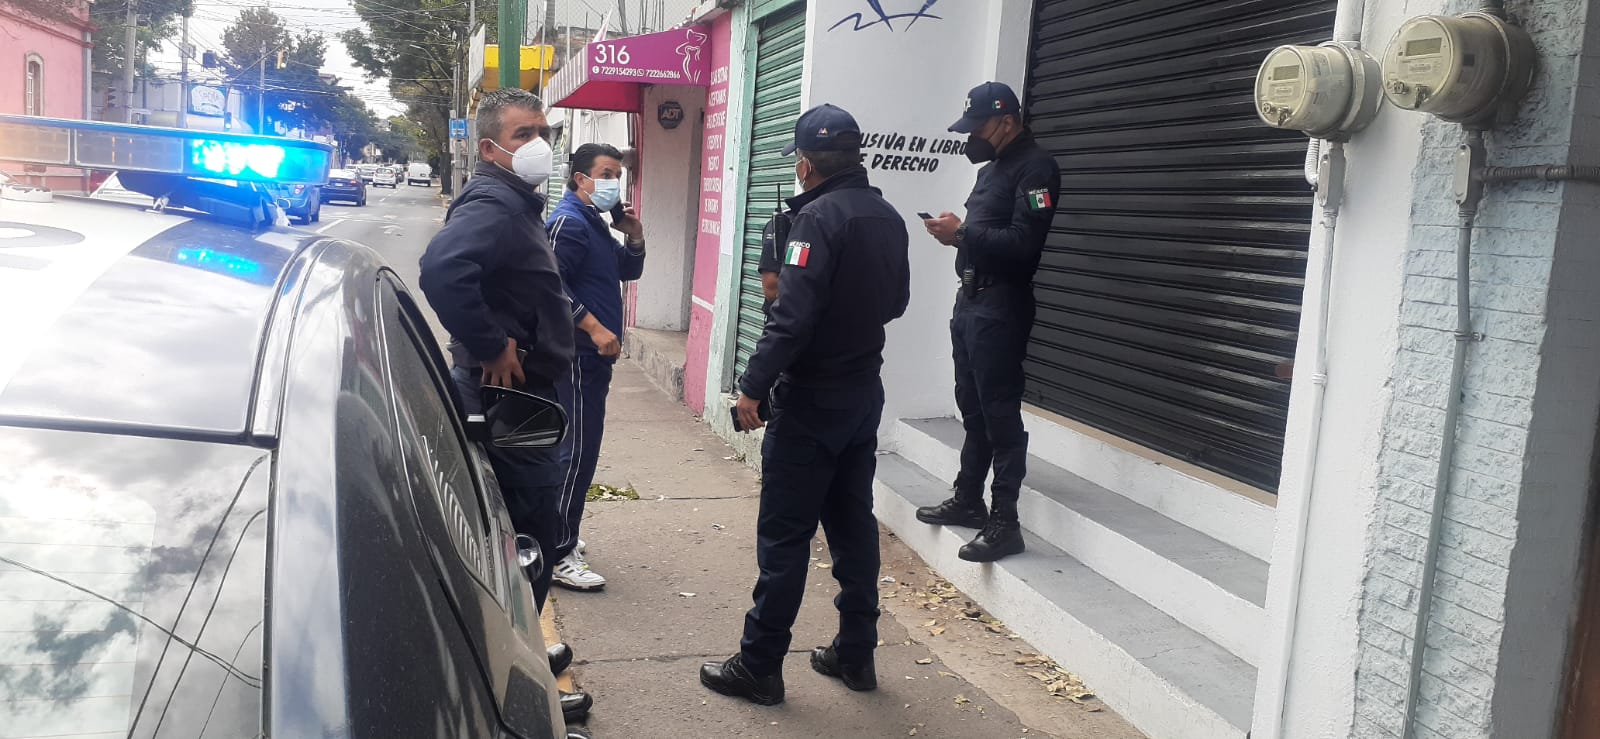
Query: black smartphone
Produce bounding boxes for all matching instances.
[610,202,628,222]
[917,211,935,220]
[729,399,773,432]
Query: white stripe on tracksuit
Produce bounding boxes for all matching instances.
[556,354,586,554]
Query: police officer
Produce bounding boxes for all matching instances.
[700,104,911,706]
[918,81,1061,563]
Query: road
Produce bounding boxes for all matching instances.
[345,177,1144,738]
[310,177,453,346]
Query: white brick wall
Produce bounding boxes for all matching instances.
[1350,0,1592,736]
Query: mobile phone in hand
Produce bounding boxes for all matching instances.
[729,399,772,432]
[917,211,935,220]
[611,202,628,222]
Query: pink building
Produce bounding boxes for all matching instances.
[0,1,91,118]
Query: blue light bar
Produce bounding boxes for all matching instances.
[0,115,332,186]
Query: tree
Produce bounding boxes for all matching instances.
[86,0,191,80]
[220,8,351,136]
[340,0,496,193]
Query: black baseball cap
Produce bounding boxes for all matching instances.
[949,81,1021,133]
[782,103,862,156]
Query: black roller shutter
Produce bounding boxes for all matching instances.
[1023,0,1335,492]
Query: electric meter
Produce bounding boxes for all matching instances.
[1381,11,1535,124]
[1254,41,1382,139]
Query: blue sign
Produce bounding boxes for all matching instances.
[450,118,468,140]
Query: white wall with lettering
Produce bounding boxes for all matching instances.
[634,84,707,331]
[805,0,1005,427]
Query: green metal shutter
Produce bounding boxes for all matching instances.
[1022,0,1335,492]
[733,7,805,379]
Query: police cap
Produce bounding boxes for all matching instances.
[782,103,862,156]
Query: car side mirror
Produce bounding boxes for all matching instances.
[466,385,568,448]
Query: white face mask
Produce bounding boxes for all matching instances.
[487,137,553,185]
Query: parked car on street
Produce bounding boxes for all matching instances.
[323,168,368,206]
[271,181,323,224]
[374,166,399,188]
[0,113,578,739]
[407,162,434,186]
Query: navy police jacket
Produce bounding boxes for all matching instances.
[957,131,1061,283]
[418,162,574,385]
[547,190,646,360]
[739,166,911,400]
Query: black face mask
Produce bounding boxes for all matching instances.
[965,133,997,164]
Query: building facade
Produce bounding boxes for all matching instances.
[579,0,1600,736]
[0,1,91,120]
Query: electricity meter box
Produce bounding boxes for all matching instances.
[1381,11,1535,125]
[1255,41,1382,139]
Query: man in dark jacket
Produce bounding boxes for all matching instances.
[545,142,647,591]
[419,88,570,608]
[701,104,911,706]
[919,81,1061,563]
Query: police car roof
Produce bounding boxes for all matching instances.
[0,191,315,442]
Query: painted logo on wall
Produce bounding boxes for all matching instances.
[830,0,942,32]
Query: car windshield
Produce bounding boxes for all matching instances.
[330,169,357,179]
[0,428,270,737]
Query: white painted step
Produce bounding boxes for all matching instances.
[875,454,1253,739]
[895,417,1268,666]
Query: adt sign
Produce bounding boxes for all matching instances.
[450,118,468,140]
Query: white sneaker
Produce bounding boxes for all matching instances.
[577,538,587,554]
[553,551,606,591]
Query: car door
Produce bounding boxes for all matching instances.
[375,272,563,739]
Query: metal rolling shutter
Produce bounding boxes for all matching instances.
[1023,0,1335,492]
[733,6,805,379]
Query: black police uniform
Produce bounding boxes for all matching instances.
[919,82,1061,562]
[733,163,910,681]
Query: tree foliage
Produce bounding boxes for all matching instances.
[340,0,497,191]
[85,0,191,79]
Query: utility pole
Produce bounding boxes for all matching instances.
[178,10,191,128]
[257,0,269,134]
[122,0,137,122]
[498,0,524,90]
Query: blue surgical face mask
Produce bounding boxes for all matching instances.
[588,177,622,211]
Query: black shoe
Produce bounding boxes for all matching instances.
[560,691,593,722]
[810,645,876,691]
[958,519,1025,562]
[915,496,988,528]
[699,654,784,706]
[548,642,573,676]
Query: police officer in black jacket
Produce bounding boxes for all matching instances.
[919,81,1061,563]
[701,104,911,706]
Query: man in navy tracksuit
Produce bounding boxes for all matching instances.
[546,142,646,591]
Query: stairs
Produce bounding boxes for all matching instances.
[874,417,1272,739]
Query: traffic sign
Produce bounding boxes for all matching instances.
[450,118,468,140]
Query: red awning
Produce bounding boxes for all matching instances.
[546,25,712,113]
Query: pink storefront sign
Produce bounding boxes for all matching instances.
[546,26,711,113]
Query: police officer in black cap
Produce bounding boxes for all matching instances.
[700,103,911,706]
[919,81,1061,563]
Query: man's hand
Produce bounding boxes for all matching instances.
[926,212,961,246]
[613,203,644,242]
[735,392,765,431]
[589,324,622,358]
[482,338,526,388]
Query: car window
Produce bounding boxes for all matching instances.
[377,277,499,594]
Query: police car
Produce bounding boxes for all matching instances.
[0,115,581,739]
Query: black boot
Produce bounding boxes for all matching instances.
[700,654,784,706]
[548,642,573,676]
[810,645,876,691]
[958,500,1024,562]
[915,494,988,528]
[559,691,592,722]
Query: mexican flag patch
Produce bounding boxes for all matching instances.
[785,241,811,267]
[1027,188,1053,211]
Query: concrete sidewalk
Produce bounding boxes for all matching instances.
[551,361,1144,739]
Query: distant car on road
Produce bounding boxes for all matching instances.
[323,168,368,206]
[354,164,378,182]
[374,166,399,188]
[407,162,433,186]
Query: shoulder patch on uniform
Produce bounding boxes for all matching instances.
[784,241,811,268]
[1026,187,1053,211]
